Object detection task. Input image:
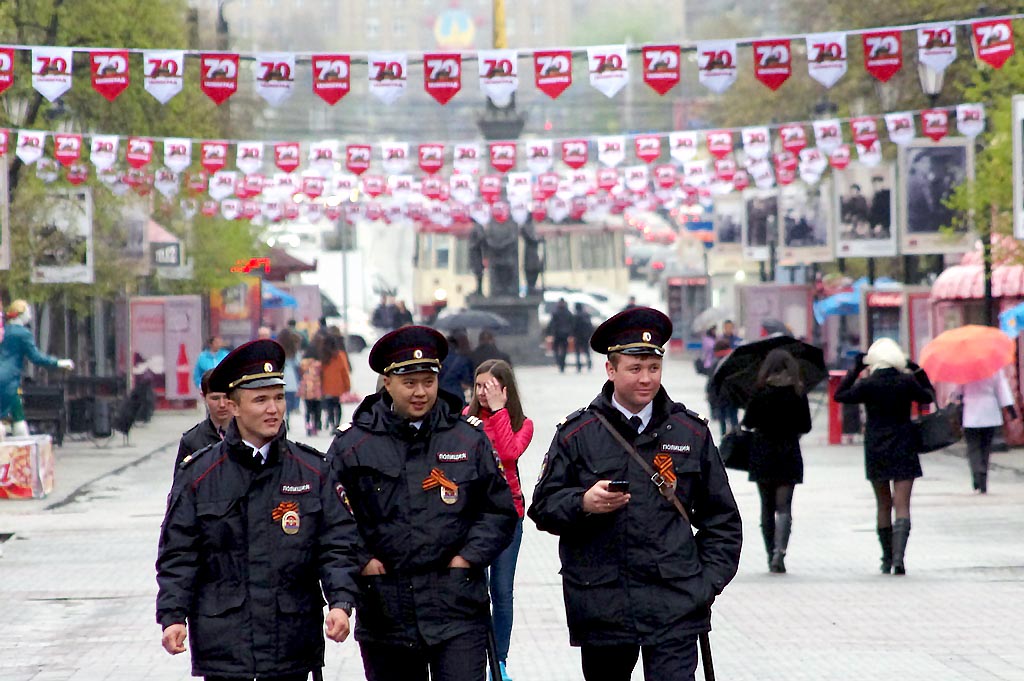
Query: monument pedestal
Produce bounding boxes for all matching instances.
[466,294,548,366]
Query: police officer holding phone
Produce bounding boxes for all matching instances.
[529,307,743,681]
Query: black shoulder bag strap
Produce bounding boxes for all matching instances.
[591,410,716,680]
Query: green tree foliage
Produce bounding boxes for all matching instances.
[1,0,262,311]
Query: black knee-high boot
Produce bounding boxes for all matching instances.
[770,513,792,573]
[877,526,893,574]
[892,518,911,575]
[761,523,774,568]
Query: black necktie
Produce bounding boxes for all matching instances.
[628,415,643,432]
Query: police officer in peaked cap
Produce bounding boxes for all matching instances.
[529,307,743,681]
[156,339,364,681]
[328,326,517,680]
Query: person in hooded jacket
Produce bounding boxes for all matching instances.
[741,348,812,573]
[328,326,517,681]
[834,337,934,575]
[529,308,742,681]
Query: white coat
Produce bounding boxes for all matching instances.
[960,371,1014,429]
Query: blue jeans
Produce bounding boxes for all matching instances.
[488,518,523,663]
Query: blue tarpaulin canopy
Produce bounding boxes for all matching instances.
[999,301,1024,339]
[813,277,898,325]
[261,281,298,309]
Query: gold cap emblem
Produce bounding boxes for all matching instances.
[264,362,273,372]
[642,331,652,342]
[413,349,423,359]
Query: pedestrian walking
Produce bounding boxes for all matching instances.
[741,348,812,573]
[705,339,738,438]
[328,326,517,681]
[277,327,303,428]
[156,339,362,681]
[192,335,228,393]
[571,302,594,372]
[439,330,475,407]
[393,299,414,328]
[173,370,229,477]
[958,370,1016,494]
[321,333,352,431]
[546,298,574,373]
[699,326,717,375]
[463,359,534,681]
[529,307,743,681]
[834,338,934,575]
[469,329,512,371]
[298,342,324,436]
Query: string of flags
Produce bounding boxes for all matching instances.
[0,15,1017,107]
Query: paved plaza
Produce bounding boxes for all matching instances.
[1,355,1023,680]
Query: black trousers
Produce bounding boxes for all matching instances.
[580,636,699,681]
[965,426,997,491]
[360,628,488,681]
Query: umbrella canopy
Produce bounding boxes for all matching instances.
[813,291,859,325]
[920,325,1015,384]
[691,306,734,333]
[261,281,298,309]
[712,335,827,407]
[759,318,792,337]
[999,302,1024,339]
[433,308,510,332]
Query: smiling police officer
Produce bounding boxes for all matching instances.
[328,326,517,680]
[529,307,743,681]
[156,339,363,681]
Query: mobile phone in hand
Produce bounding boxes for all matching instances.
[607,480,630,494]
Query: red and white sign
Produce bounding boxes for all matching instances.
[850,117,879,147]
[423,52,461,105]
[624,165,649,193]
[669,132,698,163]
[812,119,843,155]
[534,50,572,99]
[143,50,184,104]
[0,47,14,96]
[90,134,118,170]
[587,45,629,98]
[275,142,301,173]
[187,171,209,195]
[560,139,587,170]
[741,126,771,160]
[641,45,680,95]
[311,54,351,105]
[301,175,325,199]
[885,112,916,146]
[368,52,407,105]
[489,142,517,173]
[381,141,410,175]
[732,169,750,192]
[164,138,192,173]
[421,174,443,199]
[90,50,130,101]
[857,139,882,167]
[209,170,237,200]
[201,141,229,174]
[154,168,178,197]
[480,174,502,203]
[829,144,852,170]
[957,103,985,137]
[921,109,949,142]
[714,158,737,183]
[654,164,676,190]
[752,39,791,91]
[126,136,154,169]
[0,129,8,157]
[972,19,1015,69]
[596,167,618,191]
[453,143,481,174]
[697,40,738,93]
[418,143,445,174]
[450,173,475,203]
[917,24,957,72]
[779,124,807,154]
[32,47,73,102]
[53,133,82,167]
[705,130,733,160]
[507,172,532,200]
[479,49,518,106]
[235,142,264,175]
[308,140,337,176]
[634,135,661,164]
[255,52,295,106]
[597,136,625,167]
[862,30,902,82]
[362,176,386,198]
[526,140,553,174]
[200,53,239,105]
[345,144,371,175]
[806,32,847,88]
[16,130,45,165]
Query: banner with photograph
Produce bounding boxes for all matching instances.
[778,181,834,264]
[742,189,779,261]
[834,162,897,257]
[129,295,203,399]
[898,137,973,255]
[1013,95,1024,240]
[210,276,262,348]
[709,196,745,275]
[31,188,94,283]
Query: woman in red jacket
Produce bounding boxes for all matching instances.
[464,359,533,681]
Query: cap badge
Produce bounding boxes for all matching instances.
[413,349,423,359]
[642,331,652,342]
[263,362,273,372]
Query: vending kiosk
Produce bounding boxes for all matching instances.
[859,285,933,360]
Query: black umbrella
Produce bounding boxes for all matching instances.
[433,308,510,331]
[711,335,826,407]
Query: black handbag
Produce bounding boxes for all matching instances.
[913,401,963,454]
[719,429,751,471]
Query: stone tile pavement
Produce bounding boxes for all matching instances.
[1,353,1022,680]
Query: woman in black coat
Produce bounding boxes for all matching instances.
[834,337,934,575]
[742,349,812,573]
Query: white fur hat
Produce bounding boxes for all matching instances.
[865,337,907,372]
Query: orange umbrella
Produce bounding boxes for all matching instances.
[920,325,1016,384]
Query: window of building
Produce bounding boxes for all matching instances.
[393,18,406,38]
[454,236,470,274]
[366,17,380,39]
[436,237,451,270]
[531,15,544,35]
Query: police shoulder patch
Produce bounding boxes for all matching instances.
[557,408,588,428]
[682,406,709,426]
[463,415,484,429]
[293,440,327,461]
[178,442,216,470]
[336,422,353,434]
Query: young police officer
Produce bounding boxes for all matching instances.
[156,339,362,681]
[529,308,743,681]
[173,369,231,477]
[328,326,517,680]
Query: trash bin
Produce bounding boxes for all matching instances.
[827,370,846,445]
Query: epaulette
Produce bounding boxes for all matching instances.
[180,422,201,437]
[178,442,216,470]
[463,414,484,429]
[682,406,709,426]
[293,440,327,461]
[335,422,353,434]
[557,407,588,428]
